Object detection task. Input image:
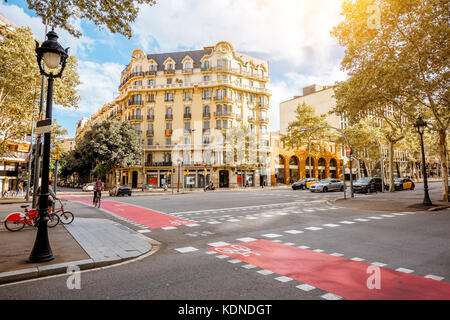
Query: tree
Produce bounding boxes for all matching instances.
[332,0,449,200]
[15,0,157,38]
[0,26,80,155]
[283,102,337,178]
[74,120,141,182]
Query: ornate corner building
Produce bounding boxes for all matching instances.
[77,42,272,189]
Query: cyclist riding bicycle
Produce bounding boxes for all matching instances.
[93,179,104,204]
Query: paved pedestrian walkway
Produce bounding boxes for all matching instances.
[0,216,156,285]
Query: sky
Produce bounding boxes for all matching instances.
[1,0,348,138]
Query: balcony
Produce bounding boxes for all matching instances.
[183,113,192,119]
[129,115,143,121]
[164,69,175,75]
[128,100,143,107]
[182,68,193,74]
[147,114,154,121]
[203,112,211,118]
[146,129,154,136]
[259,116,269,123]
[201,66,212,72]
[248,116,255,121]
[258,102,269,109]
[203,128,211,135]
[144,70,157,76]
[214,96,233,102]
[214,111,232,117]
[147,161,173,167]
[164,99,174,103]
[165,114,173,120]
[136,130,142,135]
[202,96,211,100]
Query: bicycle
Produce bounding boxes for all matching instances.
[3,205,60,232]
[93,191,101,208]
[53,199,74,224]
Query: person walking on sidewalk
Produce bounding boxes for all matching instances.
[93,178,104,205]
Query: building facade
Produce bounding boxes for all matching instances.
[77,42,272,189]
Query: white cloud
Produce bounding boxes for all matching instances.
[55,60,123,114]
[134,0,345,69]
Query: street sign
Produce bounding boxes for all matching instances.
[35,119,52,135]
[345,147,352,155]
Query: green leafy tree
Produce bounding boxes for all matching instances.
[16,0,157,38]
[0,26,80,155]
[283,102,337,177]
[332,0,449,200]
[77,120,142,181]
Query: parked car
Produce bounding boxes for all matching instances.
[292,178,319,190]
[82,183,95,192]
[109,185,132,196]
[352,177,383,193]
[385,178,415,191]
[310,178,345,193]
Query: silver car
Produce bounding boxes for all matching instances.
[309,178,345,192]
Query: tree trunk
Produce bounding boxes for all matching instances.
[438,129,449,202]
[388,140,395,192]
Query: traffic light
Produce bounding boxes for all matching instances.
[55,147,60,160]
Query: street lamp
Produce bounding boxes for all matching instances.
[414,116,432,206]
[29,29,69,263]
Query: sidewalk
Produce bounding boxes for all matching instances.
[331,187,450,212]
[0,212,158,284]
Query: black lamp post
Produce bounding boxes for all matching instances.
[28,29,69,263]
[414,116,432,206]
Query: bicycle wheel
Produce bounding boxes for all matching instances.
[4,220,25,232]
[59,211,74,224]
[47,213,60,228]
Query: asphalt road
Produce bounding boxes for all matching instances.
[0,182,449,301]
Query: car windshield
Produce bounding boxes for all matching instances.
[356,178,372,183]
[394,178,403,182]
[319,179,332,183]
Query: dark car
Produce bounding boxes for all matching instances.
[352,177,383,193]
[109,185,132,196]
[385,178,415,191]
[292,178,319,190]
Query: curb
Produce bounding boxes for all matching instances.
[0,233,160,286]
[427,206,450,212]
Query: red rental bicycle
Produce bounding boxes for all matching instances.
[3,205,60,232]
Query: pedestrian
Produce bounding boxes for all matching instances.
[17,182,24,196]
[36,180,58,213]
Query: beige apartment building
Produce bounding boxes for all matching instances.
[279,84,414,180]
[76,41,272,189]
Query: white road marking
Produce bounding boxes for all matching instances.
[323,224,340,227]
[396,267,414,273]
[339,221,355,224]
[298,246,310,249]
[236,237,258,242]
[424,275,444,281]
[351,257,365,261]
[175,247,198,253]
[262,233,283,238]
[354,218,370,222]
[228,259,242,264]
[304,227,323,231]
[321,293,342,300]
[284,230,304,234]
[137,229,151,233]
[331,253,344,257]
[296,284,316,292]
[162,226,177,230]
[368,216,383,220]
[371,262,387,267]
[226,219,240,222]
[275,276,293,283]
[208,241,231,247]
[257,270,274,275]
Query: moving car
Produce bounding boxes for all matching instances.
[385,178,415,191]
[109,185,132,196]
[309,178,345,193]
[82,183,95,192]
[352,177,383,193]
[292,178,319,190]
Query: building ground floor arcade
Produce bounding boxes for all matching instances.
[271,149,343,185]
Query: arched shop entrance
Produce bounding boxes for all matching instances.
[305,156,314,178]
[318,158,326,180]
[276,155,285,184]
[329,158,337,178]
[219,170,229,188]
[289,156,299,183]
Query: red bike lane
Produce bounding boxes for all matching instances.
[210,240,450,300]
[63,196,195,229]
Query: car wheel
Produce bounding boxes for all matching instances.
[411,184,415,190]
[340,186,344,192]
[322,187,328,192]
